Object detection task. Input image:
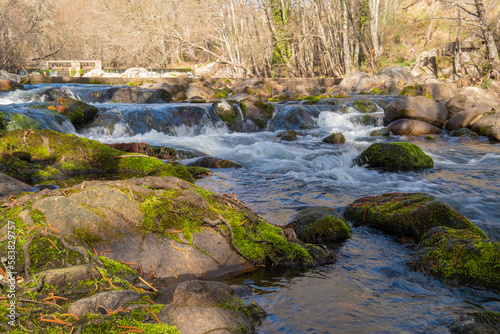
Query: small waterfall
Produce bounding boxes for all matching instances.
[0,106,76,133]
[81,103,230,138]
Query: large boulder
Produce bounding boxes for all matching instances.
[286,207,352,244]
[185,82,216,101]
[344,192,487,242]
[38,97,98,130]
[0,129,194,183]
[384,95,448,127]
[0,172,35,197]
[471,112,500,141]
[354,142,434,171]
[409,227,499,291]
[0,176,334,283]
[445,107,484,131]
[157,280,266,334]
[387,119,442,136]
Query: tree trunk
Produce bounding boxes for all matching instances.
[474,0,500,78]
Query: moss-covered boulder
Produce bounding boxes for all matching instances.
[369,128,391,137]
[409,227,499,291]
[287,207,352,244]
[0,176,334,286]
[449,311,500,334]
[384,95,448,128]
[354,142,434,171]
[187,156,242,169]
[0,129,193,183]
[32,97,99,130]
[398,84,433,99]
[344,192,487,242]
[322,133,345,144]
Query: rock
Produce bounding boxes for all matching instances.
[354,142,434,171]
[369,128,391,137]
[410,49,439,77]
[0,172,35,197]
[287,207,352,244]
[387,119,442,136]
[353,99,378,113]
[471,112,500,141]
[267,105,316,131]
[424,82,459,101]
[213,100,246,131]
[384,95,448,128]
[322,133,346,144]
[339,72,376,93]
[3,176,333,281]
[445,107,483,131]
[0,70,22,82]
[41,97,98,130]
[104,142,182,160]
[434,56,455,79]
[449,128,479,138]
[376,66,416,87]
[109,86,172,103]
[186,82,216,101]
[449,311,500,334]
[279,130,298,141]
[68,290,142,317]
[398,84,434,98]
[187,156,242,168]
[158,280,266,334]
[0,129,194,183]
[345,193,487,242]
[445,95,472,117]
[0,79,24,92]
[409,227,499,290]
[38,264,100,288]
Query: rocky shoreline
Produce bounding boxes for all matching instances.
[1,67,500,333]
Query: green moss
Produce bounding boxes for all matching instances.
[280,130,298,141]
[478,125,493,136]
[353,99,378,113]
[97,256,137,276]
[255,100,275,119]
[296,95,328,105]
[28,235,85,273]
[410,227,500,290]
[213,87,232,99]
[253,119,267,129]
[218,112,238,126]
[72,227,103,248]
[300,216,352,243]
[356,142,434,171]
[186,166,212,178]
[0,130,193,183]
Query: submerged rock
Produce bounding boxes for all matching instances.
[157,280,266,334]
[267,106,315,131]
[287,207,352,244]
[344,192,487,242]
[369,128,391,137]
[354,142,434,171]
[410,227,499,291]
[449,311,500,334]
[0,129,193,183]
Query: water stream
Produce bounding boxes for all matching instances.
[1,84,499,333]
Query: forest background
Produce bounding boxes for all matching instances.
[1,0,499,78]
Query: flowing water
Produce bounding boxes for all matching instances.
[1,84,500,333]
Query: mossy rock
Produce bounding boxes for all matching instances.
[399,84,433,99]
[279,130,298,141]
[344,192,487,242]
[409,227,499,291]
[187,156,242,168]
[322,133,345,144]
[0,129,193,183]
[33,97,99,130]
[369,128,391,137]
[449,311,500,334]
[288,207,352,244]
[0,111,48,131]
[353,99,378,113]
[354,142,434,171]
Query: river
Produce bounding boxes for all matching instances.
[1,83,499,333]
